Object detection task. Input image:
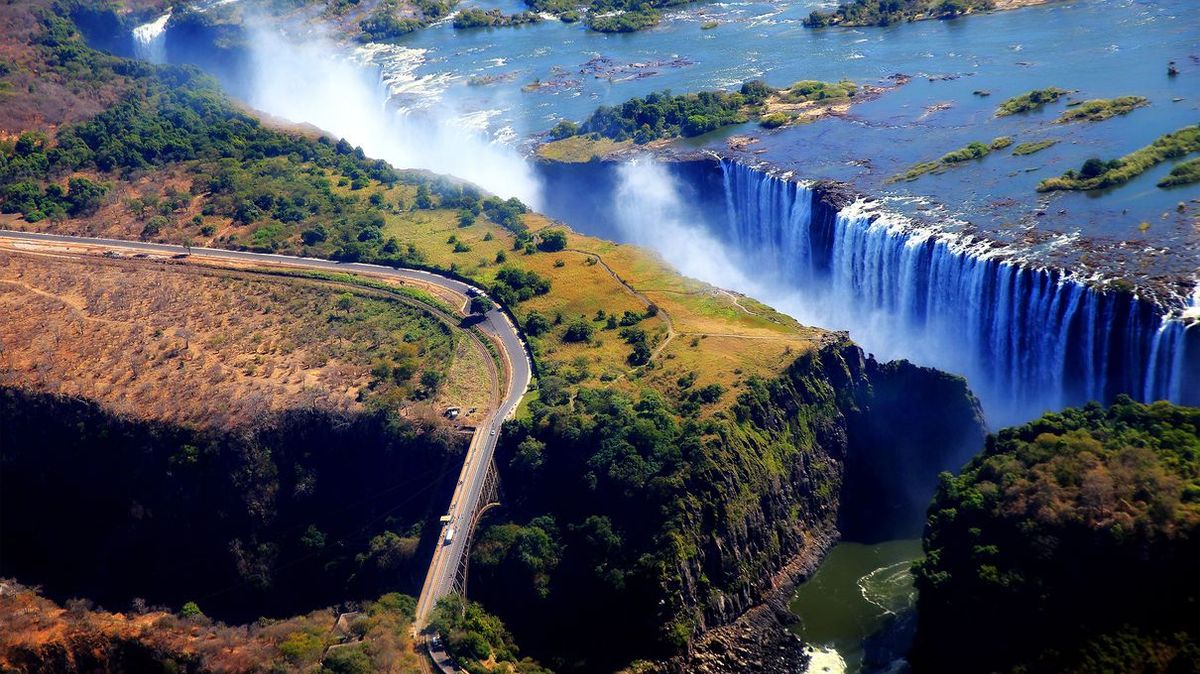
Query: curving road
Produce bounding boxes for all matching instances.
[0,229,530,655]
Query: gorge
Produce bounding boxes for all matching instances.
[5,1,1197,671]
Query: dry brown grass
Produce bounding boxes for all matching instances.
[0,249,489,429]
[0,580,424,674]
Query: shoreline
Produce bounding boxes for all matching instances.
[645,528,840,674]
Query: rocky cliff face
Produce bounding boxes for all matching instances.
[661,337,984,670]
[0,388,463,624]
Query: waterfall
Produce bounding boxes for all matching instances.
[131,12,170,64]
[715,159,1197,424]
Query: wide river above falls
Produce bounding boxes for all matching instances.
[380,0,1199,256]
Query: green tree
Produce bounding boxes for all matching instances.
[321,645,373,674]
[65,177,107,216]
[179,601,205,620]
[524,311,551,336]
[562,319,594,343]
[421,370,443,392]
[537,229,568,252]
[471,296,496,314]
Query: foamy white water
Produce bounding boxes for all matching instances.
[244,27,541,206]
[131,12,170,64]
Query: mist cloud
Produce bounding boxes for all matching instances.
[243,25,542,207]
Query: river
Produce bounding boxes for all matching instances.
[790,540,923,674]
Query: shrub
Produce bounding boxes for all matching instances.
[179,601,205,620]
[548,120,579,140]
[279,630,324,665]
[562,318,594,343]
[321,645,373,674]
[1054,96,1148,124]
[995,87,1068,116]
[1011,139,1058,156]
[538,229,567,252]
[1158,157,1200,188]
[759,112,789,129]
[524,311,551,336]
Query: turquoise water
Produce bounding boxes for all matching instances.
[790,540,923,674]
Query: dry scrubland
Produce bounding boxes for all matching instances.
[0,248,494,428]
[0,580,424,674]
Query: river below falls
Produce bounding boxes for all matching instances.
[790,540,924,674]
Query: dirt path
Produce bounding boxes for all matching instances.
[563,247,678,366]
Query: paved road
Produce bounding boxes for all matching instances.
[0,229,531,656]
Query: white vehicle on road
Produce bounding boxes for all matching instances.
[443,527,456,545]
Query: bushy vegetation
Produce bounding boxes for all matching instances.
[803,0,995,28]
[774,79,857,103]
[1037,124,1200,192]
[547,79,851,144]
[537,229,568,252]
[491,265,552,306]
[1011,138,1059,156]
[892,136,1010,182]
[358,0,457,40]
[0,585,428,673]
[943,141,991,162]
[453,8,543,29]
[912,398,1200,673]
[1158,156,1200,188]
[571,87,751,142]
[994,87,1068,116]
[758,112,788,129]
[1055,95,1149,124]
[586,7,661,32]
[524,0,582,21]
[429,595,552,673]
[525,0,694,31]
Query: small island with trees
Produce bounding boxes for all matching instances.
[524,0,696,32]
[1037,124,1200,192]
[537,78,876,162]
[994,87,1069,116]
[453,7,543,29]
[1054,95,1149,124]
[891,136,1012,182]
[802,0,1049,28]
